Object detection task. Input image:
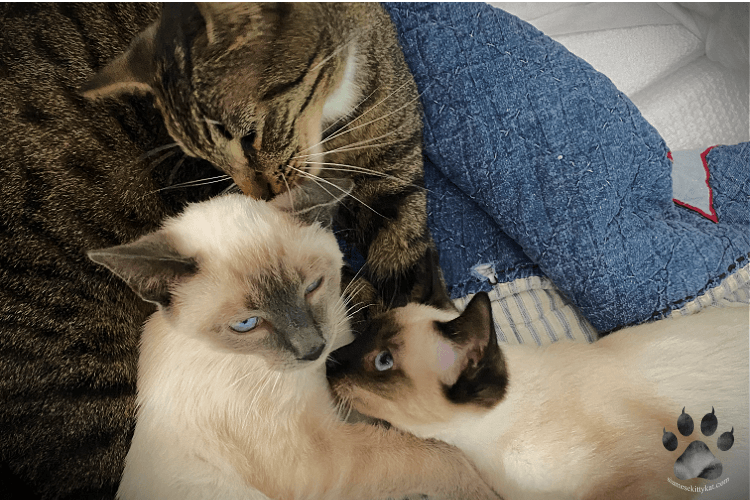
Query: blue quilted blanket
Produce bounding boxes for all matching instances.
[380,2,750,332]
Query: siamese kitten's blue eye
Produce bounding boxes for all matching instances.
[305,277,323,295]
[231,317,260,333]
[374,351,394,371]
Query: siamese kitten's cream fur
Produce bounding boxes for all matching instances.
[88,181,499,500]
[330,290,749,500]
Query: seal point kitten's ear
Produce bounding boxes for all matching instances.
[87,232,197,309]
[80,23,158,99]
[417,247,456,311]
[440,292,508,408]
[271,178,354,228]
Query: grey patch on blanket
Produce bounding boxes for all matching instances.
[471,263,498,285]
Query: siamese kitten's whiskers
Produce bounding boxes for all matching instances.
[334,392,355,423]
[346,303,371,322]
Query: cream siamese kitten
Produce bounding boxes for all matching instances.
[87,180,499,500]
[330,288,749,500]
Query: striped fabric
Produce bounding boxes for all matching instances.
[453,264,750,346]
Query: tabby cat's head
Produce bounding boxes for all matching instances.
[88,179,355,369]
[82,3,362,199]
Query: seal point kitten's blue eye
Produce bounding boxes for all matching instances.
[231,316,260,333]
[374,350,394,371]
[305,277,323,295]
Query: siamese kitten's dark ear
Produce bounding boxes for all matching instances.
[87,232,197,309]
[443,292,494,365]
[417,247,455,311]
[442,292,508,408]
[80,23,158,99]
[271,178,354,228]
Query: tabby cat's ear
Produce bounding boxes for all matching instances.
[80,23,158,99]
[271,178,354,228]
[87,231,197,309]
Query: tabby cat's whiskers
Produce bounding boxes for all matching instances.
[152,174,233,193]
[309,30,361,73]
[297,80,414,156]
[295,126,406,160]
[282,175,295,213]
[298,74,416,158]
[287,166,388,219]
[306,160,430,190]
[165,157,186,187]
[137,142,180,161]
[320,84,381,139]
[220,183,242,195]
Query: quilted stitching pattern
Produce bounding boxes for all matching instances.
[383,3,750,332]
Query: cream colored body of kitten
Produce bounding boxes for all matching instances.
[88,181,499,500]
[330,291,749,500]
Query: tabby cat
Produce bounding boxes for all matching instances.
[82,2,433,317]
[0,4,226,499]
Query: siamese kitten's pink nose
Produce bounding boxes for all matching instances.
[300,343,326,361]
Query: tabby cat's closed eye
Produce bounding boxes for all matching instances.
[82,2,436,323]
[240,132,257,155]
[214,123,233,141]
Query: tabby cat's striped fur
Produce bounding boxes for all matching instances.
[0,4,226,499]
[83,3,434,316]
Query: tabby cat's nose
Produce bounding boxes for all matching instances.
[235,173,272,200]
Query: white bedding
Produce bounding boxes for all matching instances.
[491,2,750,150]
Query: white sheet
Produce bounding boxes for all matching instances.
[491,2,750,151]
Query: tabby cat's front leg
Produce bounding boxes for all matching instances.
[335,168,438,323]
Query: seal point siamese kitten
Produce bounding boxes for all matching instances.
[329,278,749,500]
[88,179,499,500]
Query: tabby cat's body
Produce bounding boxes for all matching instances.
[0,4,224,499]
[83,2,433,315]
